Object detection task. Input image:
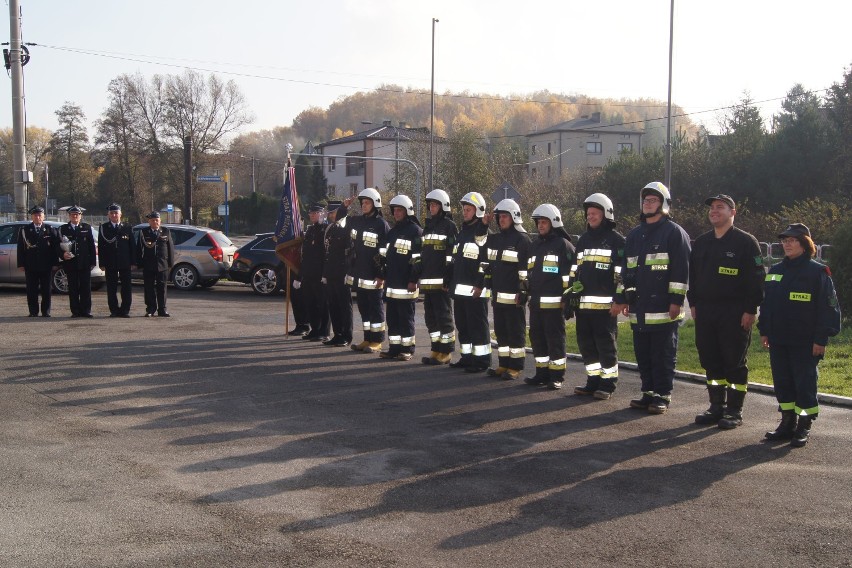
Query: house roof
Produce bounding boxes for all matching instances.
[317,124,445,149]
[528,115,643,137]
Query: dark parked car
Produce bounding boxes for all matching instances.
[131,224,236,290]
[0,220,105,293]
[228,233,285,295]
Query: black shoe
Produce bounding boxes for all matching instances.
[717,410,743,430]
[593,389,614,400]
[647,395,670,415]
[302,333,318,341]
[629,393,654,409]
[158,312,171,317]
[765,411,798,441]
[547,380,563,390]
[464,365,489,373]
[523,376,548,386]
[118,313,131,318]
[109,312,119,318]
[310,335,329,342]
[324,338,350,347]
[41,313,51,318]
[288,325,310,337]
[695,404,725,425]
[145,312,155,317]
[790,416,813,447]
[448,359,469,369]
[28,313,38,317]
[81,314,94,318]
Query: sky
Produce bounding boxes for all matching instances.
[2,0,851,140]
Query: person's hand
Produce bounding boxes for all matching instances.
[472,286,482,298]
[610,303,627,317]
[741,312,756,331]
[407,282,417,292]
[813,343,826,357]
[760,336,769,349]
[482,213,492,225]
[292,280,301,289]
[63,252,72,260]
[320,277,327,285]
[376,278,385,289]
[442,284,449,293]
[343,197,354,208]
[668,303,682,321]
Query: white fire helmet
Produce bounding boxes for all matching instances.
[460,192,487,218]
[358,187,382,209]
[583,192,615,222]
[531,203,563,228]
[494,198,526,232]
[425,189,451,213]
[640,182,671,216]
[388,194,415,216]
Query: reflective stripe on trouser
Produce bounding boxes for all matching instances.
[493,303,526,371]
[695,302,752,389]
[385,297,416,355]
[529,307,566,382]
[633,326,678,397]
[424,291,455,354]
[356,288,385,343]
[576,310,619,385]
[769,344,820,417]
[454,296,491,368]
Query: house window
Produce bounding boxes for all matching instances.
[349,183,359,196]
[345,151,365,176]
[531,144,537,155]
[547,142,552,155]
[617,143,633,153]
[327,184,337,195]
[586,142,602,154]
[328,157,336,172]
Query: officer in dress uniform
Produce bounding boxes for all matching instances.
[98,203,135,317]
[17,206,59,317]
[57,205,97,318]
[484,199,531,380]
[296,203,331,342]
[135,211,176,317]
[322,198,354,347]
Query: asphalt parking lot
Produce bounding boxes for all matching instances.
[1,285,850,567]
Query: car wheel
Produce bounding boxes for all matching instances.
[200,279,219,288]
[250,266,280,295]
[171,264,199,290]
[52,268,69,294]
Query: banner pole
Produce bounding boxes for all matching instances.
[285,266,291,338]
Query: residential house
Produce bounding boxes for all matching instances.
[526,112,644,181]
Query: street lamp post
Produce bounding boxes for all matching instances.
[429,17,438,193]
[664,0,674,189]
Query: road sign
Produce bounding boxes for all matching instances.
[197,175,224,183]
[166,203,174,212]
[217,205,227,216]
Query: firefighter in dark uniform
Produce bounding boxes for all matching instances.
[570,193,626,399]
[57,205,97,318]
[689,194,765,429]
[447,191,492,373]
[296,203,331,342]
[17,206,59,317]
[759,223,841,447]
[348,188,390,353]
[379,195,422,361]
[98,203,135,317]
[322,198,353,347]
[613,182,691,414]
[417,189,458,366]
[484,199,530,380]
[135,211,176,317]
[524,204,575,390]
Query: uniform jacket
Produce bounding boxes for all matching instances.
[687,225,764,314]
[323,207,351,284]
[417,213,458,292]
[616,216,691,330]
[300,221,327,283]
[757,254,841,347]
[17,223,59,272]
[382,216,423,300]
[348,211,390,289]
[448,218,489,297]
[57,222,96,270]
[484,226,531,305]
[136,226,176,272]
[98,221,135,270]
[569,224,626,311]
[527,229,575,310]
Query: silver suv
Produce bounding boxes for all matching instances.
[0,220,106,293]
[132,224,236,290]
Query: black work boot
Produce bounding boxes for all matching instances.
[593,378,617,400]
[647,395,671,415]
[718,388,746,430]
[629,392,654,410]
[574,376,600,396]
[765,410,798,441]
[695,385,727,425]
[790,416,814,448]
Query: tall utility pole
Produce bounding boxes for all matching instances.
[8,0,30,218]
[183,136,193,224]
[664,0,674,189]
[429,17,438,193]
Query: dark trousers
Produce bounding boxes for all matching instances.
[769,345,820,417]
[65,265,92,316]
[302,279,329,337]
[576,310,619,385]
[106,267,133,315]
[326,280,353,342]
[385,297,416,354]
[356,288,385,343]
[289,272,308,327]
[529,307,566,381]
[25,269,52,315]
[633,326,679,397]
[453,295,491,367]
[694,304,751,389]
[493,303,526,371]
[424,291,455,354]
[143,269,168,314]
